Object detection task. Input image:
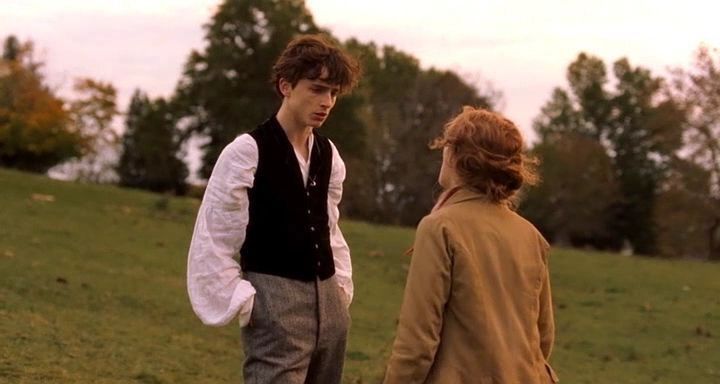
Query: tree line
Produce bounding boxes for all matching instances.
[1,0,718,260]
[522,50,720,260]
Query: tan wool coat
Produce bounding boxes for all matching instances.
[384,188,558,384]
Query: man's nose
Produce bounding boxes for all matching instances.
[320,92,335,108]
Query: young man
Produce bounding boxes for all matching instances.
[186,34,360,384]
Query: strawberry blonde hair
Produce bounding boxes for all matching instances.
[431,106,539,205]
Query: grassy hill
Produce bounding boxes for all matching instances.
[1,167,719,383]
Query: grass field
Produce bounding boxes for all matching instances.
[1,167,719,383]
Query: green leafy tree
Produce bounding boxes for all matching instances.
[521,133,621,248]
[345,41,496,224]
[354,44,424,223]
[0,35,84,173]
[610,59,685,254]
[117,90,187,195]
[533,53,685,254]
[392,68,495,224]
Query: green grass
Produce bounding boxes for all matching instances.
[1,167,719,383]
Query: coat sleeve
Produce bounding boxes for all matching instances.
[384,215,453,384]
[538,238,555,359]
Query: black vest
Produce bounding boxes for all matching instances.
[240,116,335,281]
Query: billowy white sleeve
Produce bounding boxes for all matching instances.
[328,140,353,306]
[186,134,257,326]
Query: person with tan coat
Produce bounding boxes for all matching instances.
[383,107,558,384]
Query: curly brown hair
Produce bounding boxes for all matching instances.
[431,106,539,204]
[271,34,361,96]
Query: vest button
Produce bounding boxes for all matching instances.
[307,209,311,214]
[310,226,315,232]
[315,244,319,249]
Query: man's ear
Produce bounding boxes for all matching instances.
[278,78,292,97]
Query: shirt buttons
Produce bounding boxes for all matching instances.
[307,209,311,214]
[315,244,319,249]
[310,226,315,232]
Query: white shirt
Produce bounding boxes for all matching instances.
[186,133,353,327]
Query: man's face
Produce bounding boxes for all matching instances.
[279,68,340,129]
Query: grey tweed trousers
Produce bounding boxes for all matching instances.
[241,272,350,384]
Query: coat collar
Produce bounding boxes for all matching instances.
[441,187,497,207]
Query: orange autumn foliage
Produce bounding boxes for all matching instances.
[0,53,87,172]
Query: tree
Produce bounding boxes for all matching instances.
[0,35,85,173]
[654,158,715,258]
[353,44,425,223]
[390,68,494,225]
[533,53,685,254]
[343,41,496,224]
[2,36,41,75]
[173,0,323,179]
[117,90,188,194]
[609,59,685,254]
[671,45,720,260]
[2,35,20,61]
[533,88,585,140]
[50,78,119,183]
[521,134,621,249]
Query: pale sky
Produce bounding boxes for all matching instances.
[2,0,718,169]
